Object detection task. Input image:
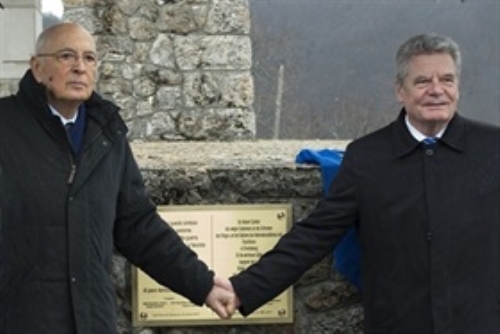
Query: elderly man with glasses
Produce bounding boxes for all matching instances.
[0,22,236,333]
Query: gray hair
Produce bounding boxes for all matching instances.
[35,24,62,54]
[395,33,462,85]
[34,22,88,54]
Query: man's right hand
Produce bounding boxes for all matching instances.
[214,275,241,309]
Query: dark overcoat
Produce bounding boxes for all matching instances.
[231,111,500,334]
[0,71,213,333]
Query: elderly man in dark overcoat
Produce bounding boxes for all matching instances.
[0,23,235,333]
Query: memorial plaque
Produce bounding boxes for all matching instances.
[132,204,293,327]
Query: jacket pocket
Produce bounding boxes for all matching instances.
[2,265,40,328]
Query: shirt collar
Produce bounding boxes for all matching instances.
[404,114,447,142]
[48,105,79,125]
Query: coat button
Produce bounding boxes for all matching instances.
[425,149,434,156]
[71,277,77,283]
[427,232,432,242]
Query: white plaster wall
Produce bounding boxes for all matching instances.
[0,0,42,79]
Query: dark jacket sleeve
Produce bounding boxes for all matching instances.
[113,142,213,306]
[230,147,359,316]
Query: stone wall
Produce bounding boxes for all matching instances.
[63,0,254,141]
[116,140,363,334]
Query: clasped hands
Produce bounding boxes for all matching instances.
[204,275,241,319]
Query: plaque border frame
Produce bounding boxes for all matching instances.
[132,203,294,327]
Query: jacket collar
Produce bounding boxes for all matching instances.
[17,70,128,150]
[392,108,466,157]
[17,69,120,128]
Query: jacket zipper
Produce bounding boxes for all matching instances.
[66,128,108,185]
[65,126,77,185]
[68,161,76,184]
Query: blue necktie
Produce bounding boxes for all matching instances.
[422,137,438,147]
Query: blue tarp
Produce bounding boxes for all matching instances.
[295,149,361,291]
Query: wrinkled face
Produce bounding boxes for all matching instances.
[31,25,97,106]
[396,53,459,135]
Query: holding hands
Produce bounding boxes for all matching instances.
[204,275,240,319]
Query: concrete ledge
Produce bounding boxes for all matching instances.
[131,140,350,170]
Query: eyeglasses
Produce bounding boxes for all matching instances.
[37,50,99,68]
